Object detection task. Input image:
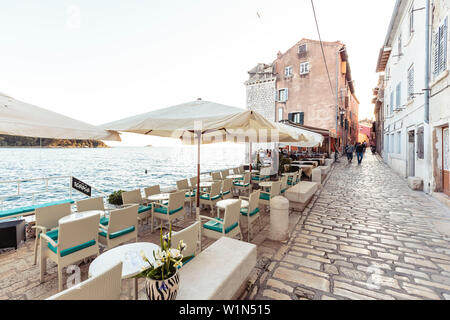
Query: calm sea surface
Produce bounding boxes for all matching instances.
[0,145,245,210]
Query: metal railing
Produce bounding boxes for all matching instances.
[0,176,108,211]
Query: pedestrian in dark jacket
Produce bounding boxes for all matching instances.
[345,144,354,163]
[355,142,365,164]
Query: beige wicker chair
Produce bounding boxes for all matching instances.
[144,185,161,198]
[220,170,230,180]
[221,179,233,200]
[233,172,251,196]
[177,179,196,212]
[199,181,222,211]
[98,205,139,250]
[47,262,123,300]
[40,212,100,292]
[211,172,222,181]
[259,181,281,212]
[152,191,186,231]
[189,177,198,189]
[171,221,201,263]
[122,189,152,226]
[76,197,105,212]
[252,167,271,184]
[233,168,240,175]
[32,202,72,265]
[240,190,262,241]
[200,200,242,240]
[238,165,245,174]
[76,197,108,226]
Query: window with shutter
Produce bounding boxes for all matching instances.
[398,33,403,58]
[298,44,307,58]
[417,127,424,159]
[291,112,304,125]
[409,3,414,36]
[285,66,293,77]
[407,65,414,100]
[278,89,288,102]
[278,108,283,122]
[434,17,448,77]
[390,91,394,114]
[396,83,401,110]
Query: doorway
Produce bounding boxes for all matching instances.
[443,126,449,196]
[408,130,415,177]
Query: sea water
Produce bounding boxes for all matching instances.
[0,145,245,210]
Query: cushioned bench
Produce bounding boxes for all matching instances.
[177,237,257,300]
[0,199,75,220]
[285,181,319,212]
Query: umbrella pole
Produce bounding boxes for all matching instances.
[249,142,252,193]
[196,131,201,221]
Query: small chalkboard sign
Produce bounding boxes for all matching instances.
[72,177,92,197]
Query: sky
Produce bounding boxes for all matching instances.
[0,0,396,146]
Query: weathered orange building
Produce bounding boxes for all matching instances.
[246,38,360,151]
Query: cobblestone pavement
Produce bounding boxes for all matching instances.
[254,153,450,300]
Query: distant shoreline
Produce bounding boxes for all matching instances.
[0,146,110,149]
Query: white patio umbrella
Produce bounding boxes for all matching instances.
[102,100,305,217]
[277,123,324,148]
[0,92,121,141]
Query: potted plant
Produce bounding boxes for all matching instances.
[107,190,125,206]
[135,225,192,300]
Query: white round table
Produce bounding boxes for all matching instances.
[89,242,159,300]
[160,186,177,193]
[59,210,104,224]
[226,174,243,180]
[215,199,249,218]
[199,181,213,188]
[245,170,259,174]
[259,182,274,188]
[147,193,170,202]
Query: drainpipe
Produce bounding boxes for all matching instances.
[424,0,431,124]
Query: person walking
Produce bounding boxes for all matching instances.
[355,142,365,165]
[345,144,354,164]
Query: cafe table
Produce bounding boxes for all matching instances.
[147,193,171,203]
[58,210,105,224]
[89,242,158,300]
[215,199,249,218]
[226,174,244,180]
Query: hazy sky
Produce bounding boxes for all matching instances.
[0,0,395,146]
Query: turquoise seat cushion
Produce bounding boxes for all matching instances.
[0,199,74,219]
[100,216,109,226]
[281,189,287,194]
[48,239,96,257]
[203,218,238,234]
[251,176,263,181]
[222,191,231,196]
[183,255,194,265]
[99,226,135,239]
[260,193,271,201]
[199,194,221,201]
[233,182,250,187]
[185,191,196,198]
[138,205,152,214]
[154,206,183,215]
[43,229,59,240]
[240,208,260,217]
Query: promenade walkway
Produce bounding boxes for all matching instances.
[254,153,450,300]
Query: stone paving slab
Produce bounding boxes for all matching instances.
[252,153,450,300]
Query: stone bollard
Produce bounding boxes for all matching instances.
[312,168,322,185]
[269,196,290,242]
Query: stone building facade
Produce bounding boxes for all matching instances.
[430,0,450,196]
[245,39,360,152]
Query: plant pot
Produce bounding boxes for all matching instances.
[144,270,180,300]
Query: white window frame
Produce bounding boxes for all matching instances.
[278,88,289,102]
[278,108,283,122]
[300,62,310,75]
[284,66,293,77]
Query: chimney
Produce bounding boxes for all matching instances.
[277,51,283,59]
